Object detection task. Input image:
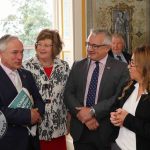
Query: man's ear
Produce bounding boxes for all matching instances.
[0,50,2,57]
[106,45,111,52]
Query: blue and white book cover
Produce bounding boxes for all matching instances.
[9,88,33,109]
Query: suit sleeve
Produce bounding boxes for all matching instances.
[123,113,150,140]
[64,61,83,117]
[0,106,31,126]
[26,71,45,116]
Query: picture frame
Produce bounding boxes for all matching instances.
[110,3,134,52]
[87,1,150,51]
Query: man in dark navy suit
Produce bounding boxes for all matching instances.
[0,34,45,150]
[108,33,131,64]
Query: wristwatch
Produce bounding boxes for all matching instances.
[89,107,96,117]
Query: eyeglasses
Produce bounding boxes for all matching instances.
[129,60,137,67]
[86,42,107,50]
[35,43,53,48]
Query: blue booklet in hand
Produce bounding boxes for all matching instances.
[9,88,33,109]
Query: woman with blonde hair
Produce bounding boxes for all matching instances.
[110,44,150,150]
[23,29,70,150]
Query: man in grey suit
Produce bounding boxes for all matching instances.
[64,29,129,150]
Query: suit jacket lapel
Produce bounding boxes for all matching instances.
[119,83,135,107]
[98,57,112,100]
[17,69,27,88]
[0,66,18,105]
[0,66,16,90]
[82,58,91,99]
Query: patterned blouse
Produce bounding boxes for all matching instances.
[23,56,70,140]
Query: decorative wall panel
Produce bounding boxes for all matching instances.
[86,0,150,52]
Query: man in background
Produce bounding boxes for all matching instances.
[0,34,45,150]
[108,33,131,64]
[64,29,129,150]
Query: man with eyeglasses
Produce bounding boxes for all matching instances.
[64,29,129,150]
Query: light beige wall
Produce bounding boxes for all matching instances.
[72,0,87,61]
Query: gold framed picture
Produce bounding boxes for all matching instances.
[110,3,133,52]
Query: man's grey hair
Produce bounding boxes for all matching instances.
[90,29,112,45]
[0,34,19,51]
[112,33,125,46]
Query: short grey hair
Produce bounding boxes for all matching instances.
[0,34,19,51]
[89,29,112,45]
[112,33,125,46]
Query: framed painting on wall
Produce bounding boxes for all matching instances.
[87,0,150,52]
[110,3,133,52]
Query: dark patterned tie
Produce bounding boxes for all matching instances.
[116,55,122,61]
[86,62,99,107]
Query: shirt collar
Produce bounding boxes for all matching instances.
[0,62,17,75]
[113,52,123,57]
[91,54,108,65]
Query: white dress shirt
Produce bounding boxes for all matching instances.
[114,53,127,63]
[0,63,22,92]
[116,83,141,150]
